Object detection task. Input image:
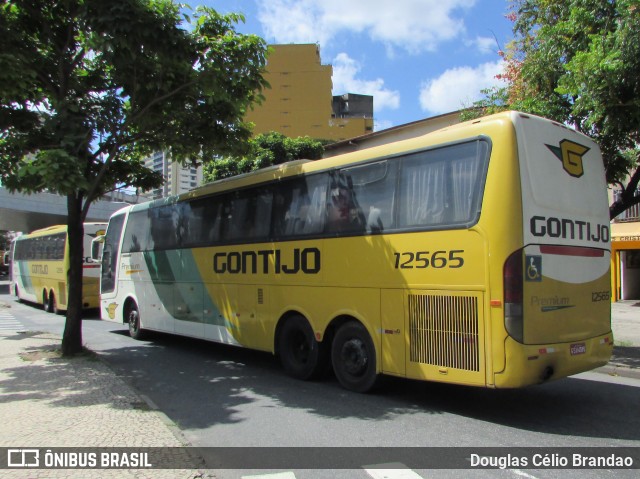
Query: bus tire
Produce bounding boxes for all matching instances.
[49,291,61,315]
[126,302,145,340]
[49,290,64,314]
[331,321,379,393]
[43,290,50,312]
[278,315,327,381]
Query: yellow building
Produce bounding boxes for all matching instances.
[610,186,640,301]
[246,44,373,141]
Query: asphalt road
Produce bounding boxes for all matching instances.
[2,281,639,479]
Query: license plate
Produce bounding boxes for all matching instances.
[570,343,586,355]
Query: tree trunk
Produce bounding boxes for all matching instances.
[61,194,85,356]
[610,167,640,220]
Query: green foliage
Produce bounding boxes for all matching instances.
[460,86,510,122]
[0,0,268,353]
[203,132,324,182]
[463,0,640,218]
[0,0,268,203]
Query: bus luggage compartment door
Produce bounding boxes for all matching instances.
[404,290,486,386]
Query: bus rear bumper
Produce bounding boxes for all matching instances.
[494,332,614,388]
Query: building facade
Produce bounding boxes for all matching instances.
[246,44,373,141]
[142,151,202,200]
[611,184,640,301]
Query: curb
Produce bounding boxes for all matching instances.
[595,363,640,380]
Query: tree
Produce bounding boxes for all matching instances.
[463,0,640,219]
[203,132,324,181]
[0,0,268,355]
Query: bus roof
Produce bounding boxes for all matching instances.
[134,110,593,210]
[17,223,107,239]
[18,225,68,239]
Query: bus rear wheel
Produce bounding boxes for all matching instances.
[331,321,379,393]
[278,315,327,380]
[126,302,145,340]
[48,291,60,315]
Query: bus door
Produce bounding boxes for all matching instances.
[99,213,126,319]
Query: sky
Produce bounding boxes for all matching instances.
[200,0,513,131]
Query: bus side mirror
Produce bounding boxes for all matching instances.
[91,235,105,261]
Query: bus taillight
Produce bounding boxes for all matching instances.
[504,249,524,343]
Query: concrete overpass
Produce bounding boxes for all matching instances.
[0,187,134,232]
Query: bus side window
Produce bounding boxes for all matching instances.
[122,210,150,252]
[326,172,367,234]
[183,196,222,246]
[150,205,180,250]
[397,140,488,229]
[272,175,327,239]
[337,161,397,234]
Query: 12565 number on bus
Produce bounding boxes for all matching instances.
[393,250,465,269]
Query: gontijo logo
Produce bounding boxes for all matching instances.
[545,140,590,178]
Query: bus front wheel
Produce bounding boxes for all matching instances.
[331,321,379,393]
[126,302,145,340]
[278,315,327,380]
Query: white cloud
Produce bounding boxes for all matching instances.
[332,53,400,111]
[256,0,476,54]
[471,36,498,55]
[419,61,505,115]
[374,119,394,132]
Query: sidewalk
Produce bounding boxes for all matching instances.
[0,299,638,478]
[0,323,212,478]
[601,300,640,378]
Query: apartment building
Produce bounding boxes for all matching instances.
[246,44,373,141]
[142,151,202,200]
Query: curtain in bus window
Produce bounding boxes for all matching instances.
[302,181,327,234]
[400,157,447,227]
[399,140,487,229]
[450,150,482,222]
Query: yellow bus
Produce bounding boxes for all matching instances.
[96,111,612,392]
[11,223,106,313]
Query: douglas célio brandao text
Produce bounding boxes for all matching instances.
[470,453,634,469]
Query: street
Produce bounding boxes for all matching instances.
[1,281,639,479]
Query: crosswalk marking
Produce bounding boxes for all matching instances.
[242,473,297,479]
[0,310,27,333]
[364,464,425,479]
[239,466,425,479]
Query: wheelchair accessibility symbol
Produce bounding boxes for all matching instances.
[525,255,542,282]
